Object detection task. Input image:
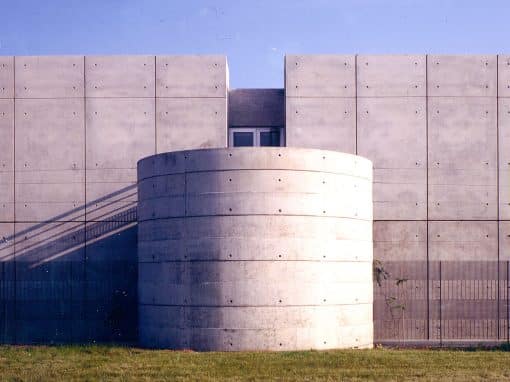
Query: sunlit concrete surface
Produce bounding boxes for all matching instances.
[137,147,373,351]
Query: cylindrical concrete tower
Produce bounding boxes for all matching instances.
[137,147,373,351]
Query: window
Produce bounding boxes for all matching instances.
[229,128,284,147]
[233,131,254,147]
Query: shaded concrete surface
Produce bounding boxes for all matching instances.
[137,147,373,351]
[0,55,228,344]
[228,89,284,128]
[0,187,138,344]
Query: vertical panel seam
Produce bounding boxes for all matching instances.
[83,55,87,342]
[425,54,430,341]
[496,54,501,340]
[354,54,358,155]
[154,56,157,154]
[12,55,16,344]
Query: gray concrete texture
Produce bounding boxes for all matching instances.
[0,55,228,344]
[137,147,373,350]
[1,52,509,346]
[285,54,505,254]
[284,54,508,343]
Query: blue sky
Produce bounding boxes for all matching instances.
[0,0,508,88]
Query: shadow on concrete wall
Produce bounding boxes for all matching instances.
[0,185,138,344]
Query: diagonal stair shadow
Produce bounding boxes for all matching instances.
[0,185,139,345]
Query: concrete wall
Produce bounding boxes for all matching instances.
[137,147,373,350]
[285,54,506,343]
[0,55,228,344]
[228,88,284,128]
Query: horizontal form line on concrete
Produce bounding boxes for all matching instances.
[140,303,373,308]
[138,213,372,222]
[138,168,373,182]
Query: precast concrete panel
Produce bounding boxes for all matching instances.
[427,55,497,97]
[156,55,227,98]
[500,221,510,260]
[15,56,84,98]
[14,221,85,343]
[0,222,14,342]
[286,97,356,153]
[0,99,14,221]
[428,221,498,261]
[85,56,155,97]
[373,221,427,262]
[499,98,510,219]
[85,98,154,221]
[356,55,426,97]
[85,98,155,169]
[428,97,497,220]
[156,98,227,153]
[0,57,14,98]
[357,97,427,220]
[15,99,85,222]
[285,55,355,97]
[137,147,373,350]
[498,55,510,97]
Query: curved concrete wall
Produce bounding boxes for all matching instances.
[137,147,373,351]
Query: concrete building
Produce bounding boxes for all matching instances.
[137,147,373,350]
[0,54,508,347]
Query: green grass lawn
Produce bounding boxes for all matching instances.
[1,345,510,381]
